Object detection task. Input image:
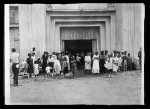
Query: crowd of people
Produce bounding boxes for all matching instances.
[10,47,142,86]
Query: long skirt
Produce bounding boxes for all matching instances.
[92,60,100,73]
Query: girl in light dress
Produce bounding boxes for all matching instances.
[84,52,92,74]
[92,52,100,74]
[112,54,119,72]
[54,56,61,77]
[104,55,113,77]
[34,60,39,80]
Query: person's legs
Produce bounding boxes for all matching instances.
[139,59,141,70]
[12,64,19,85]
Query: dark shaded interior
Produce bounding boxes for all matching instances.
[64,40,92,55]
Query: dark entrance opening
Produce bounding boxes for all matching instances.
[64,40,92,55]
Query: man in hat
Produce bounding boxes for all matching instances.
[10,48,20,86]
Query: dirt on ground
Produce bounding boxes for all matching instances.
[9,70,142,105]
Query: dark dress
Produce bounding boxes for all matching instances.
[127,57,132,71]
[26,57,34,77]
[42,55,48,74]
[100,56,106,73]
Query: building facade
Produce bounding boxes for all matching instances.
[9,3,143,61]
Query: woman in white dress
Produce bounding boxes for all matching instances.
[84,52,92,73]
[92,52,100,74]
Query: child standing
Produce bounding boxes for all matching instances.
[45,64,51,77]
[70,55,77,77]
[54,57,61,77]
[112,54,119,72]
[104,55,113,78]
[26,53,34,78]
[47,55,55,77]
[63,57,68,76]
[34,60,39,80]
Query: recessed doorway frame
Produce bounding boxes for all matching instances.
[60,26,100,53]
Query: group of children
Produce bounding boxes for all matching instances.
[103,50,133,77]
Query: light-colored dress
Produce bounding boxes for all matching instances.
[92,55,100,73]
[46,66,50,74]
[84,56,91,70]
[112,57,119,72]
[65,55,70,70]
[54,59,61,74]
[34,64,39,75]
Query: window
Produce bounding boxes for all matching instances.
[9,6,19,24]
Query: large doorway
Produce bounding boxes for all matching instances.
[64,40,92,55]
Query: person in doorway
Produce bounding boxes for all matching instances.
[84,52,92,74]
[92,52,100,74]
[26,53,34,78]
[10,48,20,86]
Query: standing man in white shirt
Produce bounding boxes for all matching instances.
[10,48,20,86]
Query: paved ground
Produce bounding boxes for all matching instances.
[10,70,142,105]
